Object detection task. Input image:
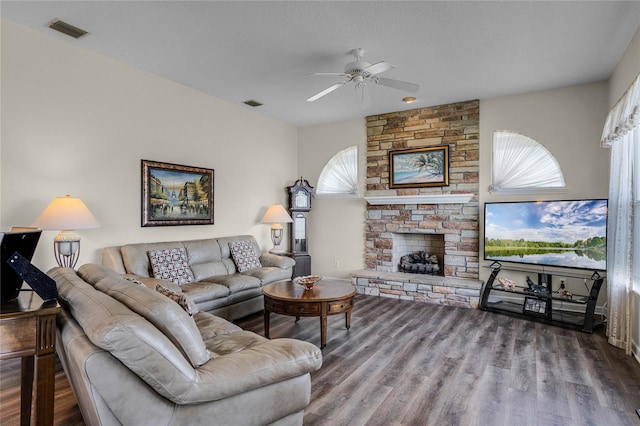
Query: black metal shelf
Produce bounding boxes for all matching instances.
[490,285,589,304]
[484,300,604,329]
[480,262,604,333]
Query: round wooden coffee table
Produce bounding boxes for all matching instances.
[263,279,356,349]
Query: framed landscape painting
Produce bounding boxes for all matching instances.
[141,160,214,227]
[389,145,449,189]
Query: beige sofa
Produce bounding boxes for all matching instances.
[50,264,322,426]
[102,235,295,321]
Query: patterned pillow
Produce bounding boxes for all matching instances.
[124,276,146,287]
[147,248,194,285]
[229,240,262,272]
[155,284,196,317]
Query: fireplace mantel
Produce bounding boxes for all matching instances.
[364,194,474,205]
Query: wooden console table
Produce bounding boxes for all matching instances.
[0,290,60,426]
[263,279,356,349]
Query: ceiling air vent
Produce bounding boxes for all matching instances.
[243,100,263,107]
[49,20,88,39]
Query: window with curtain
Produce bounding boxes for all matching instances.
[601,72,639,356]
[315,146,358,197]
[634,133,640,296]
[490,131,566,194]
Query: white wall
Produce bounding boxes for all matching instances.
[1,20,298,271]
[609,26,640,108]
[297,119,366,279]
[298,83,611,283]
[479,81,610,303]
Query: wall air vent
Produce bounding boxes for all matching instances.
[243,100,263,107]
[49,20,88,39]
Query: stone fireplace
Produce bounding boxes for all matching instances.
[351,100,483,308]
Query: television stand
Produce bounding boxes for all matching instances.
[479,262,604,333]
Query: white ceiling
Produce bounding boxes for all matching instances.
[2,1,639,127]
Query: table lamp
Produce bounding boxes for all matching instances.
[31,195,100,268]
[261,204,293,253]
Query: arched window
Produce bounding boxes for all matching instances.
[316,146,358,197]
[490,131,566,194]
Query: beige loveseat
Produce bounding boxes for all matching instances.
[102,235,295,321]
[50,264,322,426]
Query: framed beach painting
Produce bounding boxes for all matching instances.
[389,146,449,189]
[141,160,214,227]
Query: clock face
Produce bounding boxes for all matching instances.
[295,191,309,208]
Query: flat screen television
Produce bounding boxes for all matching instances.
[1,229,42,302]
[484,199,607,271]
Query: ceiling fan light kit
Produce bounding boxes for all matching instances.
[307,48,419,102]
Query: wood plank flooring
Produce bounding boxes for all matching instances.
[1,294,639,425]
[0,356,83,426]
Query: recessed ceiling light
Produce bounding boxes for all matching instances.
[243,100,263,107]
[48,20,88,39]
[402,97,417,104]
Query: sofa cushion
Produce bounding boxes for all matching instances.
[182,239,232,280]
[148,248,195,285]
[228,241,262,272]
[241,266,292,284]
[77,264,210,368]
[180,281,230,304]
[201,274,261,293]
[49,267,197,391]
[194,312,243,342]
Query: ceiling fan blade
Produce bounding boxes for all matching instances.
[375,77,420,93]
[307,81,348,102]
[364,61,395,75]
[309,72,347,76]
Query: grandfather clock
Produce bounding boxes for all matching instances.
[287,177,313,278]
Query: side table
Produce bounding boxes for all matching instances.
[0,290,60,426]
[263,279,356,348]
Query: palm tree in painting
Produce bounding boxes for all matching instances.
[413,152,444,176]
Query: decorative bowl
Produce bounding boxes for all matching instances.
[294,275,322,291]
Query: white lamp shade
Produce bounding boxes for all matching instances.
[32,195,100,230]
[261,204,293,224]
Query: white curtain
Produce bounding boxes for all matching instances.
[316,146,358,196]
[601,73,640,355]
[490,131,565,193]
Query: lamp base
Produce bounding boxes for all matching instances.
[53,230,81,268]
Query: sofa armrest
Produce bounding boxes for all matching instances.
[259,253,295,269]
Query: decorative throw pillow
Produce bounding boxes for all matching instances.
[147,248,194,285]
[155,284,196,317]
[124,276,146,287]
[229,240,262,272]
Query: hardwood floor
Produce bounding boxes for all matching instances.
[0,356,84,426]
[1,294,638,425]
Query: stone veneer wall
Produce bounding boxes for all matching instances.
[365,99,480,279]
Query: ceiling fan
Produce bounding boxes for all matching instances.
[306,48,420,102]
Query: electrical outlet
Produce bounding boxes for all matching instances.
[334,260,341,268]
